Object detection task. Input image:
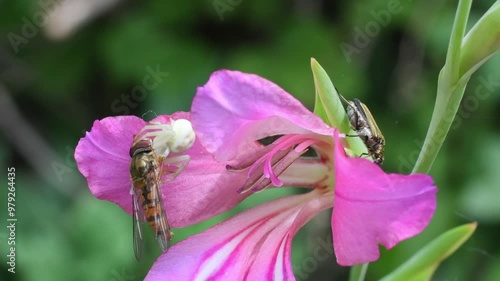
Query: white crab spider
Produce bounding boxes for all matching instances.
[129,118,195,194]
[132,119,195,156]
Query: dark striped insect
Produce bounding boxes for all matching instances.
[339,95,385,166]
[129,120,194,260]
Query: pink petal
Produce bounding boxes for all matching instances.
[145,190,333,281]
[155,113,249,226]
[191,70,332,165]
[74,115,146,211]
[331,132,437,266]
[75,113,249,227]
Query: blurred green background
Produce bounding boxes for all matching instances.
[1,0,499,280]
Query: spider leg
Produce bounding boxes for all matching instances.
[159,155,191,184]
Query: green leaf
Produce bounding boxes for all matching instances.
[310,58,367,156]
[379,223,477,281]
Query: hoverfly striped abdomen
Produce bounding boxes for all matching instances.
[141,181,173,243]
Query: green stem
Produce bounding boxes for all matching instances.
[349,263,369,281]
[412,0,472,174]
[412,75,470,174]
[447,0,472,82]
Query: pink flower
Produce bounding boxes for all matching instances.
[74,112,252,228]
[74,70,437,280]
[144,70,437,279]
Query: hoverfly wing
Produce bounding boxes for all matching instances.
[132,186,145,261]
[149,176,172,252]
[154,211,171,252]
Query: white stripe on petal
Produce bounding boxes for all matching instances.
[195,225,257,280]
[273,233,289,280]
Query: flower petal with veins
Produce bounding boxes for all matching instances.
[145,190,333,281]
[75,115,145,211]
[192,70,333,165]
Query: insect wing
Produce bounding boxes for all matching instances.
[148,174,172,252]
[132,186,145,261]
[357,100,385,165]
[358,101,383,139]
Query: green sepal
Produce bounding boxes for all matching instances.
[310,58,367,156]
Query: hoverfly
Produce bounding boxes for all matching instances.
[129,119,195,261]
[338,94,385,165]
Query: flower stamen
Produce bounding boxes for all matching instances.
[234,134,325,193]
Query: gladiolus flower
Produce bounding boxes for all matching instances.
[144,70,437,280]
[74,70,437,280]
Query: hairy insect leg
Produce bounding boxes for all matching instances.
[342,135,373,161]
[359,152,371,158]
